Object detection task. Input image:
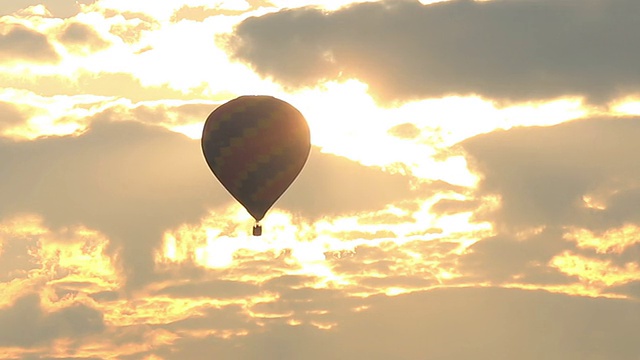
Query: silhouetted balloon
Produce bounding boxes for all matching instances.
[202,96,310,229]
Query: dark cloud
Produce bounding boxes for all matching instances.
[225,0,640,104]
[605,280,640,299]
[253,282,367,325]
[53,281,96,299]
[0,294,104,347]
[461,117,640,232]
[458,117,640,287]
[0,230,39,281]
[0,25,59,64]
[58,22,110,53]
[155,280,260,299]
[88,290,120,302]
[261,274,317,290]
[280,148,416,219]
[161,304,255,334]
[457,228,575,285]
[599,187,640,226]
[153,287,640,360]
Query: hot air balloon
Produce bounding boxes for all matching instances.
[201,96,310,236]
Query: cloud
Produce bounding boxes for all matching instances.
[387,123,420,139]
[0,24,59,64]
[457,228,575,285]
[151,287,640,360]
[0,294,104,347]
[88,290,120,302]
[155,280,260,299]
[225,0,640,104]
[606,280,640,299]
[0,71,200,102]
[161,304,256,335]
[170,5,246,22]
[107,10,160,44]
[431,198,479,215]
[456,117,640,292]
[325,240,456,287]
[279,147,416,219]
[0,223,39,282]
[58,22,110,53]
[132,102,214,127]
[0,101,29,132]
[0,114,419,288]
[0,118,223,289]
[461,117,640,232]
[0,1,96,18]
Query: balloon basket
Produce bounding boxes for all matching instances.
[252,224,262,236]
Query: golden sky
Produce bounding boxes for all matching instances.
[1,0,640,359]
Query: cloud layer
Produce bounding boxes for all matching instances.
[226,0,640,104]
[462,116,640,231]
[2,1,639,358]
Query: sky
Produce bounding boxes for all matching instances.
[1,0,640,358]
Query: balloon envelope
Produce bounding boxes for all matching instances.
[201,96,310,221]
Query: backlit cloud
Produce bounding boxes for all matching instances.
[462,116,640,231]
[226,0,640,104]
[57,21,111,53]
[1,0,638,358]
[0,24,59,64]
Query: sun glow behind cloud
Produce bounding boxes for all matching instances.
[154,195,495,298]
[2,0,640,358]
[285,81,586,187]
[0,88,115,138]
